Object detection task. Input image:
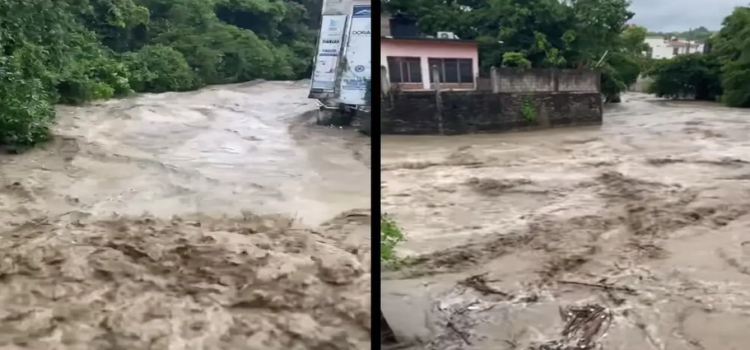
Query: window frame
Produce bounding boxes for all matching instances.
[386,56,423,84]
[427,58,475,85]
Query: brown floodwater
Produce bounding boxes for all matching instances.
[0,81,372,349]
[382,93,750,350]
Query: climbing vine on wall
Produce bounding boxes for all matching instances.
[521,98,537,123]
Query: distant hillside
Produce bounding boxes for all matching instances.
[646,26,713,43]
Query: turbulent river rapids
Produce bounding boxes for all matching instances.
[0,80,372,349]
[382,93,750,350]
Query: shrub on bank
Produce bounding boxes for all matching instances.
[0,56,55,147]
[644,53,722,101]
[381,215,405,263]
[125,45,196,93]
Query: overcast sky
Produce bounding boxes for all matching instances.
[629,0,744,32]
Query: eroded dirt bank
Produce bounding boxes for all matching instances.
[382,94,750,349]
[0,81,371,349]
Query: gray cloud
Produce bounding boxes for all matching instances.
[629,0,745,32]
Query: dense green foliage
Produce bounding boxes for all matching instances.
[645,7,750,107]
[712,7,750,107]
[502,52,532,69]
[0,0,321,147]
[384,0,644,102]
[645,53,722,101]
[599,25,648,102]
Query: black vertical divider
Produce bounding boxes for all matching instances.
[372,0,385,348]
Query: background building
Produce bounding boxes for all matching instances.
[380,12,479,91]
[645,36,705,59]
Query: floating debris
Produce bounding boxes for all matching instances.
[458,272,513,298]
[531,304,613,350]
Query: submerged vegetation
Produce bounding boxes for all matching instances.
[381,214,405,263]
[0,0,322,147]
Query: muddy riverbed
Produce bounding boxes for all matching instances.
[0,81,371,349]
[382,93,750,350]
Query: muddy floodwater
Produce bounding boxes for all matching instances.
[0,81,371,349]
[382,93,750,350]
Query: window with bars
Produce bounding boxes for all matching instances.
[387,57,422,83]
[427,58,474,84]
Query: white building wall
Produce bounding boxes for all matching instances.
[645,37,705,60]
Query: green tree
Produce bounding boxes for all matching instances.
[640,7,750,107]
[124,45,196,92]
[712,7,750,107]
[622,25,649,54]
[0,0,322,149]
[644,53,722,101]
[502,52,532,68]
[0,56,55,148]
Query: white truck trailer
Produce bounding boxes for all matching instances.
[309,0,371,122]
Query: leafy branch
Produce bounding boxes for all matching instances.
[381,214,406,264]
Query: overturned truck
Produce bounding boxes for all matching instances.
[308,0,371,128]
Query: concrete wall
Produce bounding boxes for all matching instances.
[381,39,480,90]
[380,68,603,135]
[494,68,599,93]
[381,91,602,134]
